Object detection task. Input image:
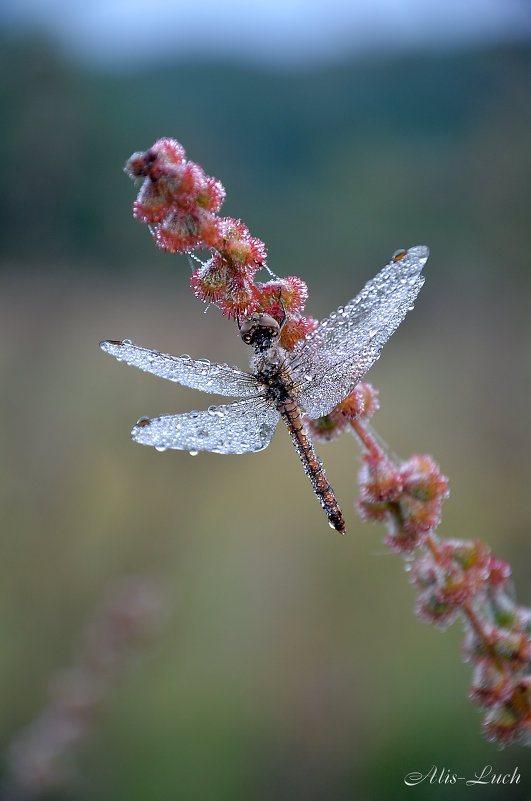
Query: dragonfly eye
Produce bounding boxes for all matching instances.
[239,319,256,343]
[257,315,280,337]
[240,313,280,345]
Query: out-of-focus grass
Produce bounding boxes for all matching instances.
[0,265,529,800]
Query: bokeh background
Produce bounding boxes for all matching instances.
[1,1,530,799]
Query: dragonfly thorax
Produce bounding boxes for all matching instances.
[252,343,295,409]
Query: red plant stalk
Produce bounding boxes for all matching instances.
[124,138,530,748]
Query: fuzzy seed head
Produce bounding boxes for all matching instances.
[279,315,318,350]
[218,273,259,320]
[469,659,517,708]
[219,218,267,271]
[190,255,228,303]
[339,383,380,422]
[305,411,348,444]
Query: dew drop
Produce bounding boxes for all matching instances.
[136,416,151,427]
[188,450,199,456]
[123,338,132,345]
[180,354,191,360]
[155,445,167,453]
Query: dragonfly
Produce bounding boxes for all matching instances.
[100,245,428,534]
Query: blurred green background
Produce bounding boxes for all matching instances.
[1,5,530,799]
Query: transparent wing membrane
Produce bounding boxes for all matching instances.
[131,398,280,454]
[100,339,257,398]
[291,246,428,418]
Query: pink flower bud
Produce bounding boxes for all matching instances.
[306,385,379,445]
[198,176,226,213]
[155,209,202,252]
[410,551,461,627]
[305,412,348,443]
[178,162,208,205]
[437,539,491,573]
[469,659,517,708]
[279,315,318,350]
[487,556,512,590]
[357,454,403,527]
[124,138,186,180]
[149,137,186,168]
[410,539,500,629]
[190,255,228,304]
[194,209,223,249]
[258,276,309,315]
[124,150,153,178]
[218,218,267,272]
[154,208,220,254]
[414,590,461,628]
[217,273,259,320]
[133,177,173,224]
[463,620,531,668]
[339,383,380,422]
[400,455,449,510]
[411,551,479,628]
[383,455,449,551]
[481,699,530,747]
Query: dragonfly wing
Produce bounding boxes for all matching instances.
[292,246,429,418]
[131,398,280,454]
[100,340,257,398]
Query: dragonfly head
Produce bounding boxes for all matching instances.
[240,313,281,347]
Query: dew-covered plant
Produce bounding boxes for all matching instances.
[3,577,166,800]
[122,138,530,748]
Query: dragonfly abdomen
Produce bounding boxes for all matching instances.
[278,395,345,534]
